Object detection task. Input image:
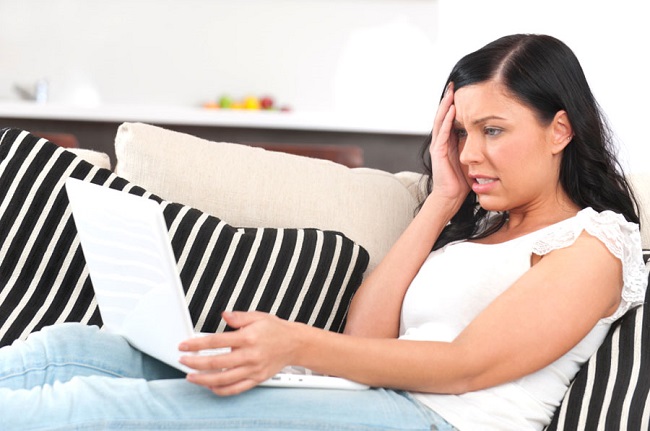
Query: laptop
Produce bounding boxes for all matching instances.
[65,178,368,390]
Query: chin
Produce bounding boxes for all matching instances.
[476,196,508,212]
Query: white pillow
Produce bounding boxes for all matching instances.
[629,172,650,251]
[114,122,420,272]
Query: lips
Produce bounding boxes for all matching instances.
[470,175,498,193]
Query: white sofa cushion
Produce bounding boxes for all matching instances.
[114,122,420,272]
[67,148,111,170]
[629,172,649,252]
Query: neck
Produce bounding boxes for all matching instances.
[505,191,580,235]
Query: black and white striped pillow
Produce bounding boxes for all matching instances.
[545,270,650,430]
[0,128,369,346]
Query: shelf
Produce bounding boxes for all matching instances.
[0,101,430,136]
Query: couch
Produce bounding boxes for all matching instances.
[0,122,648,430]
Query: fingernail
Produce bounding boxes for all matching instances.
[445,82,452,96]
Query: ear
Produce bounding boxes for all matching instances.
[549,110,574,155]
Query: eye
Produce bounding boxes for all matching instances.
[454,128,467,139]
[484,127,502,136]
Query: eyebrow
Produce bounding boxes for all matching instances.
[453,115,507,127]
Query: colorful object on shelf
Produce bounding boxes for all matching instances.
[218,95,234,109]
[203,94,291,112]
[243,96,261,110]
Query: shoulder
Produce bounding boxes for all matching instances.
[533,207,647,322]
[578,208,641,253]
[533,207,641,256]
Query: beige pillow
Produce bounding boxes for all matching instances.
[67,148,111,170]
[629,172,650,250]
[114,122,420,272]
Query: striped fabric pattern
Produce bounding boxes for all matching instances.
[0,128,369,346]
[545,270,650,430]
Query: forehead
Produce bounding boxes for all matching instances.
[453,80,532,124]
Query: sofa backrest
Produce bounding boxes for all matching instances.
[114,122,420,273]
[630,172,650,252]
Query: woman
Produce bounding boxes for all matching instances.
[0,34,646,430]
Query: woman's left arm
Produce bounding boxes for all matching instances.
[179,231,623,396]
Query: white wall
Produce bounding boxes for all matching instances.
[0,0,438,126]
[1,0,648,172]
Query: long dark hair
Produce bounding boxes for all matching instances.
[421,34,640,250]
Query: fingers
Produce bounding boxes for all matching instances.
[180,341,266,395]
[179,331,238,352]
[183,348,276,396]
[180,344,254,372]
[210,379,258,397]
[179,311,268,352]
[430,104,456,160]
[187,365,262,396]
[439,104,457,149]
[222,311,268,329]
[432,82,454,138]
[178,311,289,396]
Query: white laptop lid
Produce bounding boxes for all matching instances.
[66,178,196,371]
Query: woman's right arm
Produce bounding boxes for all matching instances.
[344,83,470,338]
[343,197,459,338]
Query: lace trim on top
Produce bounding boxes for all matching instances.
[531,207,648,323]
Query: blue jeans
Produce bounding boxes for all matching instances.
[0,323,456,430]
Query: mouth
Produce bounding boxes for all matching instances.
[470,175,499,193]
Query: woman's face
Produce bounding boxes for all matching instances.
[452,80,564,213]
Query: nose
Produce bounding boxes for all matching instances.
[458,134,483,166]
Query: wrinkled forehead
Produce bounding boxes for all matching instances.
[452,81,529,126]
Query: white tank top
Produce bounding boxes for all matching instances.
[400,207,647,430]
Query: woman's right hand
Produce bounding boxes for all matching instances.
[427,82,471,212]
[345,85,471,338]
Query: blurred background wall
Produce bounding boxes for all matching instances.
[0,0,438,124]
[0,0,647,172]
